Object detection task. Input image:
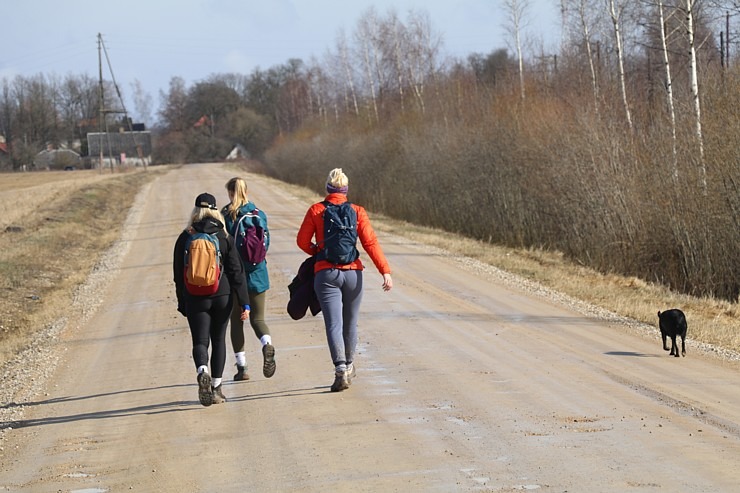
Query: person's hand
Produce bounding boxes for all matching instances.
[381,273,393,292]
[240,304,251,321]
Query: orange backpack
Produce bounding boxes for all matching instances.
[183,228,222,295]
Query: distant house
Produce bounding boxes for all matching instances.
[87,130,152,167]
[226,144,250,161]
[33,147,82,170]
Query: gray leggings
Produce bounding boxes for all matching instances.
[314,268,363,371]
[230,290,270,353]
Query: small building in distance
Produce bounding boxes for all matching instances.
[87,126,152,168]
[33,146,82,170]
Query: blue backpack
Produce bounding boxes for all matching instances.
[183,228,222,295]
[318,201,359,265]
[231,209,267,269]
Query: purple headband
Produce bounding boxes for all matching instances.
[326,184,348,194]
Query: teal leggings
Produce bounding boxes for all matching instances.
[230,290,270,354]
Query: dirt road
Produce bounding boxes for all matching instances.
[2,163,739,492]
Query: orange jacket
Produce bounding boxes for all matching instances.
[297,193,391,275]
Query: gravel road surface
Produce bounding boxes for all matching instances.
[2,163,739,492]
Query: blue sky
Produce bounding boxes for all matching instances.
[2,0,559,120]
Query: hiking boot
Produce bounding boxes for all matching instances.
[331,370,349,392]
[212,385,227,404]
[197,372,213,407]
[262,344,276,378]
[234,365,249,381]
[346,364,356,385]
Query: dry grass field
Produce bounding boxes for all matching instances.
[0,164,738,369]
[0,167,164,364]
[0,169,126,230]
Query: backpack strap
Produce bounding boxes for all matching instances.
[232,209,261,236]
[232,214,249,237]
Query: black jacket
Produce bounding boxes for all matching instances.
[287,256,321,320]
[173,217,250,313]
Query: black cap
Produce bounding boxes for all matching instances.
[195,193,217,210]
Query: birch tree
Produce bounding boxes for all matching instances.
[502,0,530,100]
[564,0,603,111]
[305,58,330,126]
[355,8,382,124]
[607,0,633,130]
[336,29,360,117]
[405,10,442,114]
[657,0,679,179]
[384,11,408,113]
[684,0,706,190]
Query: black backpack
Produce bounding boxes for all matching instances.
[318,201,359,265]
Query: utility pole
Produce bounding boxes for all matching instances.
[98,33,104,173]
[96,33,147,172]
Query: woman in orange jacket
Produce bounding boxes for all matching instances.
[297,168,393,392]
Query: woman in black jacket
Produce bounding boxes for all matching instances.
[173,193,250,407]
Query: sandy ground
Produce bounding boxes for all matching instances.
[1,163,739,493]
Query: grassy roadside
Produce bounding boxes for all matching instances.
[0,168,163,365]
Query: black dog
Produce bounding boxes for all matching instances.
[657,309,687,357]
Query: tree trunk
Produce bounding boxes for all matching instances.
[685,0,706,191]
[577,0,599,113]
[608,0,633,130]
[658,0,679,180]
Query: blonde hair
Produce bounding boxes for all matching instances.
[225,177,249,221]
[326,168,348,188]
[189,207,226,233]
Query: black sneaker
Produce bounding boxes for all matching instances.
[330,370,349,392]
[262,344,276,378]
[234,365,249,381]
[212,385,227,404]
[197,372,213,407]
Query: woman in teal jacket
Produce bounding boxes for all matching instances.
[222,177,276,381]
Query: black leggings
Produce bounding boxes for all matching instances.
[186,294,232,379]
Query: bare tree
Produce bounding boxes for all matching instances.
[607,0,634,129]
[355,8,382,124]
[502,0,530,100]
[305,57,330,125]
[157,76,188,132]
[656,0,680,179]
[130,79,153,125]
[405,9,443,114]
[564,0,603,111]
[336,29,360,117]
[383,10,408,113]
[684,0,707,190]
[56,74,99,144]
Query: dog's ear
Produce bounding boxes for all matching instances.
[657,311,661,317]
